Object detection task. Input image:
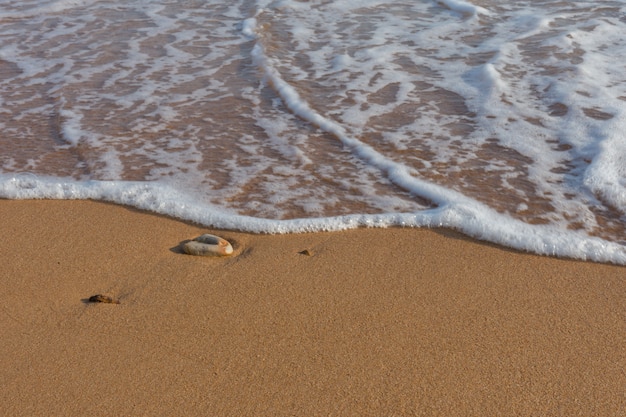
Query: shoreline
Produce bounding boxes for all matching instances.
[2,199,625,415]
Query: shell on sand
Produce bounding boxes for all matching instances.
[183,234,233,257]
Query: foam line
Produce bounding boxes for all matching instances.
[2,173,626,264]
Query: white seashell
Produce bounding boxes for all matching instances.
[183,234,233,257]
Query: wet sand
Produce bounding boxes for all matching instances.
[1,199,625,416]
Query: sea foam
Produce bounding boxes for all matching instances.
[1,0,626,264]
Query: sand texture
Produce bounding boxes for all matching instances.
[1,199,625,416]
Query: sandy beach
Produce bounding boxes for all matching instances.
[1,199,625,416]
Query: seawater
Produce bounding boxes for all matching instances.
[1,0,626,264]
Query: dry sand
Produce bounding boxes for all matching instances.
[1,199,625,416]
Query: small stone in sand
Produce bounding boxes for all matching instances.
[183,233,233,257]
[88,294,120,304]
[299,249,313,256]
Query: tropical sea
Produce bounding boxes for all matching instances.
[1,0,626,263]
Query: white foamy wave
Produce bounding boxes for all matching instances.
[241,17,257,39]
[2,0,626,264]
[2,173,626,264]
[584,126,626,214]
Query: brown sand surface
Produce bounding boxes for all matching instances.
[1,199,625,416]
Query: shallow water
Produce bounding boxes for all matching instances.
[1,0,626,263]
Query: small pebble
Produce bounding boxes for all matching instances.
[299,249,313,256]
[88,294,120,304]
[183,233,233,257]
